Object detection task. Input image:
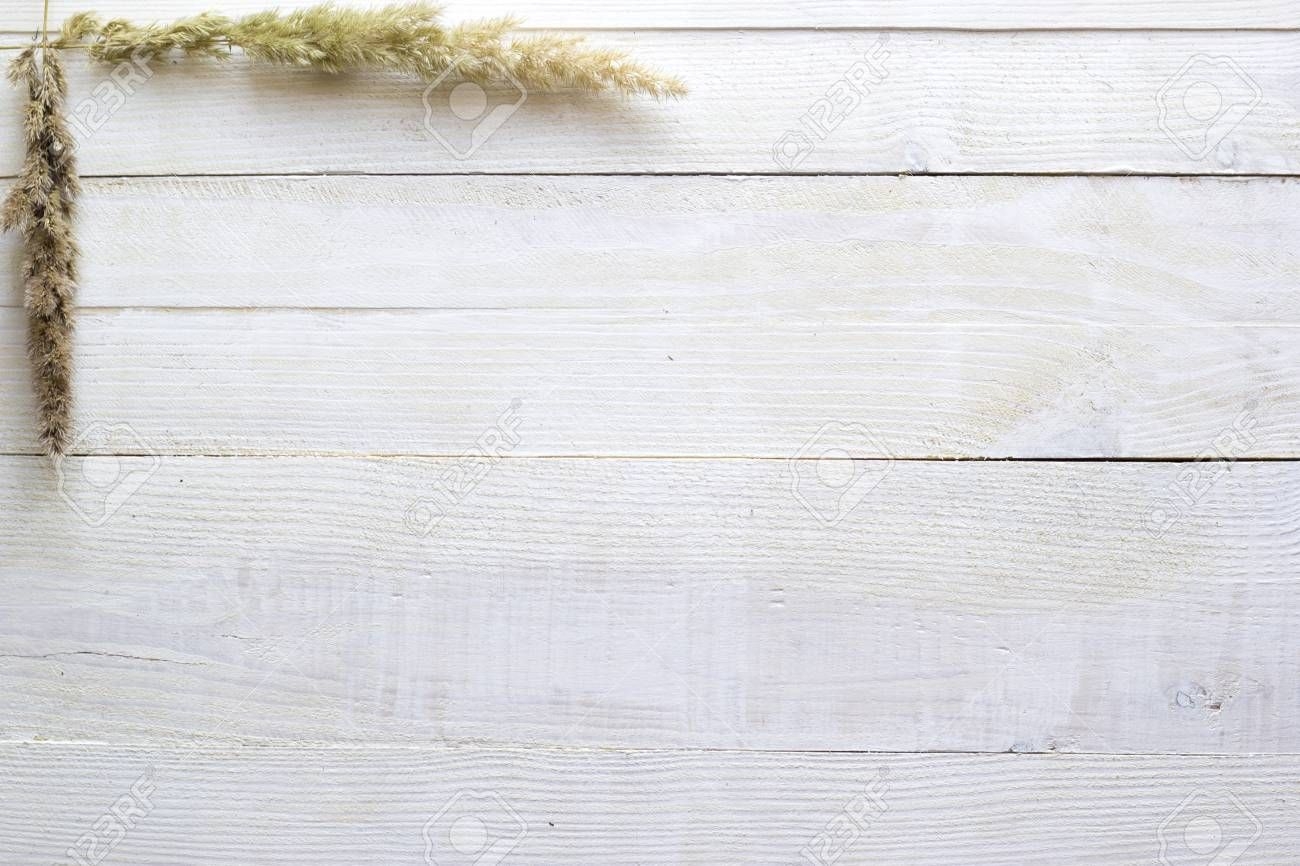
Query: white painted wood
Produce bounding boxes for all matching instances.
[0,309,1292,456]
[2,745,1297,865]
[0,2,1294,852]
[4,175,1300,319]
[5,0,1300,30]
[1,457,1294,751]
[1,31,1299,175]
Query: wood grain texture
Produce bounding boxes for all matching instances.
[5,0,1300,30]
[4,175,1300,318]
[1,457,1295,751]
[0,308,1292,456]
[1,31,1299,175]
[2,745,1297,866]
[0,2,1295,856]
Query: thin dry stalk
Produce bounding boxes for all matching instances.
[2,47,79,456]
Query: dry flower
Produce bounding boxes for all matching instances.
[3,5,681,455]
[59,3,686,97]
[2,47,79,456]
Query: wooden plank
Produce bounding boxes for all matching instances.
[1,457,1294,751]
[2,745,1296,865]
[4,175,1300,318]
[0,309,1293,456]
[2,0,1299,31]
[1,31,1299,174]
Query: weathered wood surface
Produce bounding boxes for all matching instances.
[0,32,1298,175]
[1,457,1295,751]
[4,175,1300,319]
[2,745,1296,866]
[0,309,1292,456]
[0,3,1297,865]
[5,0,1300,30]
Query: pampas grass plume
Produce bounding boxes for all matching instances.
[60,3,686,97]
[2,47,79,456]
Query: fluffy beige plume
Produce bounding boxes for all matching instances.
[2,47,80,457]
[59,3,686,97]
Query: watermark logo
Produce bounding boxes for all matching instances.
[423,55,527,159]
[423,790,527,865]
[61,768,156,866]
[67,50,155,141]
[799,770,889,865]
[55,421,162,527]
[404,496,450,537]
[789,421,894,527]
[1144,406,1259,539]
[1156,55,1261,160]
[1157,789,1261,866]
[404,400,523,536]
[773,130,816,171]
[772,38,890,170]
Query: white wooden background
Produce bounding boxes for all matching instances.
[1,2,1298,864]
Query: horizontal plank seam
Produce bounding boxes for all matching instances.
[4,309,1300,323]
[0,741,1296,757]
[9,452,1300,461]
[7,312,1300,322]
[15,172,1300,181]
[11,171,1300,180]
[5,27,1300,37]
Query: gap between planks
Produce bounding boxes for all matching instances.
[7,28,1300,36]
[14,171,1300,179]
[4,741,1300,757]
[9,0,1300,30]
[4,453,1300,461]
[6,313,1300,325]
